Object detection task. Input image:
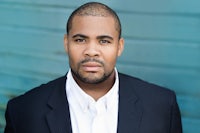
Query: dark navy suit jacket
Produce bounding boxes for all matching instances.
[4,73,182,133]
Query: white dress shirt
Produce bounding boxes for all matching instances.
[66,69,119,133]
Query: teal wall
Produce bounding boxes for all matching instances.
[0,0,200,132]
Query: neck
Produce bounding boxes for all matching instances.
[73,71,116,101]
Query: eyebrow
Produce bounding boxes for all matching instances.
[72,34,88,39]
[97,35,113,40]
[72,34,113,40]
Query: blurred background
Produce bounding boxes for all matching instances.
[0,0,200,132]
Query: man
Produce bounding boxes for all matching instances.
[4,2,182,133]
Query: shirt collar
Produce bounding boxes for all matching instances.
[66,68,119,112]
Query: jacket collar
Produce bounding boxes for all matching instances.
[117,73,143,133]
[45,73,143,133]
[45,76,72,133]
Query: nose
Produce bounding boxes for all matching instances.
[83,42,100,57]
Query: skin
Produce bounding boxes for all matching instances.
[64,15,124,101]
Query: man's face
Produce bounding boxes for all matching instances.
[64,15,124,84]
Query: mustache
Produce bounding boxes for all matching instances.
[80,58,104,66]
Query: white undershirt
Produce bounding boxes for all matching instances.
[66,69,119,133]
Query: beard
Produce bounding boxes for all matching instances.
[71,58,114,84]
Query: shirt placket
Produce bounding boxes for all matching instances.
[90,101,109,133]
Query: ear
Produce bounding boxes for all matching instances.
[64,34,68,53]
[117,38,124,57]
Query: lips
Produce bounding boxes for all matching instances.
[82,62,102,72]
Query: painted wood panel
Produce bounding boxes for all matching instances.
[1,3,200,42]
[0,0,200,132]
[2,0,200,13]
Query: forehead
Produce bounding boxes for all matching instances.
[69,16,118,37]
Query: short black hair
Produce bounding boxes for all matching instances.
[66,2,122,38]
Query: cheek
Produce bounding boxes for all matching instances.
[68,48,82,66]
[103,50,118,67]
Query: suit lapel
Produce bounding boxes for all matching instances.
[117,74,143,133]
[45,76,72,133]
[44,73,143,133]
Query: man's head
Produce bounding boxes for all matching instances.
[66,2,122,39]
[64,2,124,85]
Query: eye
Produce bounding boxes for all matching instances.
[74,38,86,43]
[99,39,111,45]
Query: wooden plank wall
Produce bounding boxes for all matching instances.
[0,0,200,132]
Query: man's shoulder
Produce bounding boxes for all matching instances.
[8,75,67,106]
[118,72,176,98]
